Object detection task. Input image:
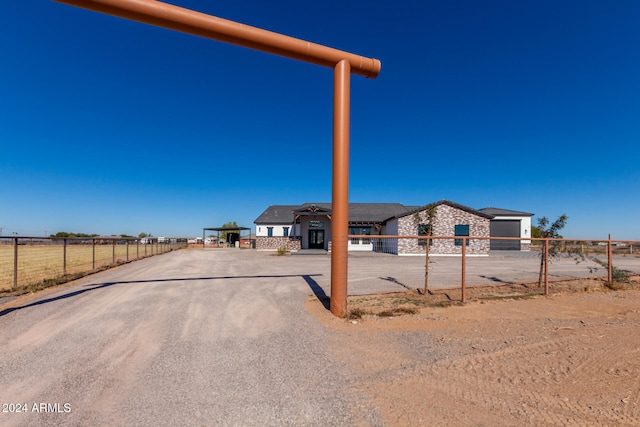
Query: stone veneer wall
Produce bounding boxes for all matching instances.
[397,204,490,255]
[256,236,301,252]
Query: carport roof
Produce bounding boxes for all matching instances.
[203,226,252,232]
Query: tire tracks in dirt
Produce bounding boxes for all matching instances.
[314,290,640,426]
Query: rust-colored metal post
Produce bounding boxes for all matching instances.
[607,234,613,283]
[544,238,549,296]
[461,237,466,303]
[126,240,129,261]
[331,59,350,318]
[13,237,18,290]
[92,238,96,269]
[112,239,115,263]
[54,0,381,318]
[424,237,430,294]
[63,238,67,275]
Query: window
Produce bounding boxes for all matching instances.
[267,227,273,237]
[454,224,469,246]
[283,227,289,237]
[349,227,371,244]
[417,223,431,247]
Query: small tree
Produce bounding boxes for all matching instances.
[412,203,437,294]
[220,221,239,241]
[537,214,568,287]
[138,232,148,239]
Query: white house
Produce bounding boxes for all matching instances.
[254,200,533,255]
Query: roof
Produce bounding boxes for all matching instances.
[398,200,494,220]
[479,207,534,217]
[203,226,252,232]
[255,201,529,225]
[255,203,414,224]
[253,205,299,224]
[348,203,416,223]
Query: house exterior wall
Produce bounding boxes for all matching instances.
[256,225,291,237]
[377,219,399,254]
[397,204,490,255]
[256,223,299,251]
[255,236,301,251]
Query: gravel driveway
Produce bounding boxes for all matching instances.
[2,248,639,426]
[0,249,380,426]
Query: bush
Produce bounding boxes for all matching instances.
[277,246,289,256]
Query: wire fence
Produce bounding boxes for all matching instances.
[0,236,188,292]
[347,236,640,302]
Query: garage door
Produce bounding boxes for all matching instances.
[490,220,521,250]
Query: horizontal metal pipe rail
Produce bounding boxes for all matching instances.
[348,235,640,300]
[54,0,381,79]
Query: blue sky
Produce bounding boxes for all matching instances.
[1,1,639,239]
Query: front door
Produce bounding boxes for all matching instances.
[308,229,324,249]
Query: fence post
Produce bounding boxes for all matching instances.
[63,238,67,276]
[137,240,139,260]
[112,239,115,264]
[608,234,613,283]
[544,238,549,296]
[126,240,129,262]
[13,237,18,290]
[424,237,430,294]
[461,237,466,303]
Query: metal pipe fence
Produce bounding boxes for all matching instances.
[347,235,640,302]
[0,236,188,291]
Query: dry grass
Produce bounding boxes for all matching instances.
[0,243,164,292]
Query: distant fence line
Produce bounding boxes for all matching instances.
[347,235,640,303]
[0,236,188,291]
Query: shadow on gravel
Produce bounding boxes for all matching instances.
[380,276,412,290]
[0,274,326,317]
[0,282,120,317]
[81,274,323,286]
[303,275,330,310]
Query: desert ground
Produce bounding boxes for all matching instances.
[308,284,640,426]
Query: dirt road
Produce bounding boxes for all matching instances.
[2,249,640,426]
[0,250,380,426]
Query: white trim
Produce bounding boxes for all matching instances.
[398,253,489,257]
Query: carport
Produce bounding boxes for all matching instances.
[203,226,252,248]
